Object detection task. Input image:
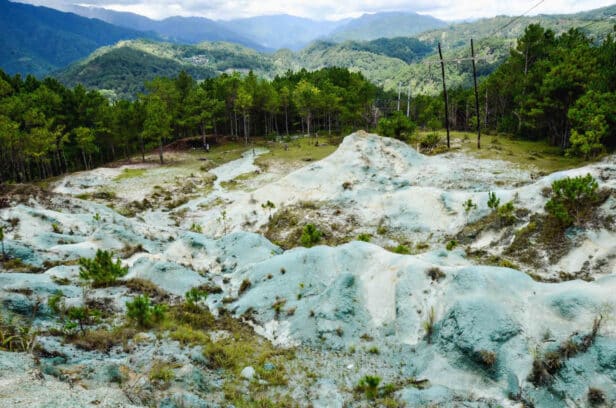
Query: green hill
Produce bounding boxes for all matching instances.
[328,12,447,42]
[0,0,156,77]
[54,5,615,98]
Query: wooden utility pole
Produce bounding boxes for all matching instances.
[471,39,481,149]
[406,84,411,117]
[438,42,450,149]
[397,83,401,111]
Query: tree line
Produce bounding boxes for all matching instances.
[389,24,615,158]
[1,23,614,184]
[0,67,377,182]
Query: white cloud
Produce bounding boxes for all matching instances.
[18,0,616,21]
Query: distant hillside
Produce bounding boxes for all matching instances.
[417,4,616,50]
[63,5,268,51]
[0,0,156,76]
[218,14,347,50]
[54,40,275,100]
[53,4,616,98]
[328,12,447,42]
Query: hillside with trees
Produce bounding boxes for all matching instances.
[0,67,376,182]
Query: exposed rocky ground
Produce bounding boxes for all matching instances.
[1,132,615,407]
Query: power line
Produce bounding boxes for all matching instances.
[492,0,546,35]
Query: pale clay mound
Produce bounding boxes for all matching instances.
[1,132,615,407]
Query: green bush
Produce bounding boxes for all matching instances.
[126,295,166,328]
[356,375,382,400]
[357,233,372,242]
[420,132,440,150]
[185,288,208,305]
[497,201,516,225]
[78,250,128,287]
[487,192,500,211]
[300,224,322,247]
[377,111,416,141]
[545,174,599,226]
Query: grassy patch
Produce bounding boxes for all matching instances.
[254,136,340,170]
[114,168,147,181]
[417,131,589,173]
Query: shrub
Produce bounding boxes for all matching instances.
[487,192,500,211]
[377,111,416,141]
[238,279,251,295]
[497,201,516,225]
[478,350,497,367]
[446,240,457,251]
[185,287,208,305]
[391,244,410,254]
[149,361,175,385]
[588,387,606,405]
[545,174,599,226]
[463,199,477,215]
[126,295,166,328]
[420,132,440,151]
[357,233,372,242]
[426,267,446,282]
[300,224,322,247]
[423,307,436,343]
[0,312,37,352]
[356,375,382,400]
[189,223,203,233]
[78,250,128,287]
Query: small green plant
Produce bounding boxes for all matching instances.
[300,224,322,247]
[219,210,228,234]
[272,298,287,317]
[149,361,175,385]
[423,307,435,343]
[357,233,372,242]
[487,192,500,211]
[463,198,477,215]
[93,213,101,223]
[47,291,65,314]
[497,201,516,225]
[356,375,382,400]
[368,346,380,354]
[545,174,599,226]
[185,288,208,305]
[446,240,457,251]
[78,250,128,287]
[261,200,276,219]
[66,306,100,335]
[51,223,62,234]
[0,312,37,352]
[189,223,203,233]
[126,295,166,328]
[391,244,410,254]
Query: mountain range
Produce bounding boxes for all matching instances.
[1,0,449,76]
[2,0,615,98]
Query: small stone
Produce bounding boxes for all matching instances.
[240,366,255,380]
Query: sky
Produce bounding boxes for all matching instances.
[18,0,616,21]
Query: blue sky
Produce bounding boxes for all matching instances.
[18,0,616,21]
